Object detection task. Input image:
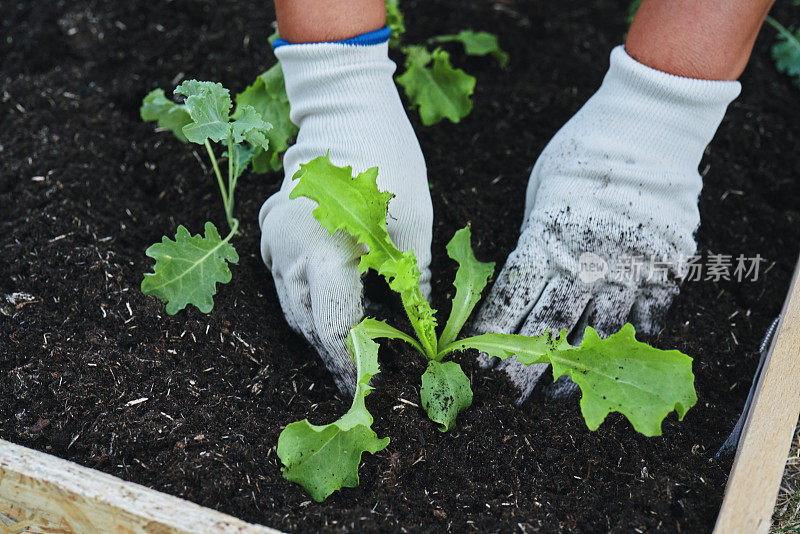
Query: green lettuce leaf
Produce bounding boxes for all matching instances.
[174,81,233,144]
[140,89,193,142]
[551,324,697,436]
[234,64,298,172]
[358,317,424,355]
[277,320,390,502]
[386,0,405,49]
[429,30,509,67]
[444,324,697,437]
[397,46,476,126]
[290,154,438,359]
[420,360,473,432]
[438,226,495,349]
[439,328,570,364]
[141,222,238,314]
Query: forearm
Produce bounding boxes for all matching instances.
[274,0,386,44]
[626,0,775,80]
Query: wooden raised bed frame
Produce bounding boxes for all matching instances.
[2,257,799,533]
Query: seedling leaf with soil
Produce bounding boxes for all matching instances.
[277,155,699,501]
[396,45,477,126]
[278,319,390,502]
[140,81,272,314]
[765,15,800,88]
[429,30,510,67]
[388,1,507,125]
[142,2,507,174]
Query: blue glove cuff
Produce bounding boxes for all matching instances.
[273,26,391,50]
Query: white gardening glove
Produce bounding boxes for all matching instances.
[473,46,740,402]
[259,28,432,396]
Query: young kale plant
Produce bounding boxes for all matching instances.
[276,155,699,502]
[139,81,273,313]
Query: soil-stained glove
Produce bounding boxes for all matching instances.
[259,28,432,396]
[473,46,740,402]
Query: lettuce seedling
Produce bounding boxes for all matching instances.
[277,155,698,501]
[429,30,509,67]
[140,81,272,313]
[388,1,507,126]
[397,46,477,127]
[142,56,295,173]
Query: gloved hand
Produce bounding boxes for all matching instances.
[259,28,432,396]
[473,46,740,402]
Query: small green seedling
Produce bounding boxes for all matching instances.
[139,80,272,313]
[765,15,800,89]
[277,155,698,501]
[397,45,478,126]
[389,1,509,126]
[143,3,507,184]
[627,0,642,25]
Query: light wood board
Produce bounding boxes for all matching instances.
[714,256,800,533]
[0,439,280,533]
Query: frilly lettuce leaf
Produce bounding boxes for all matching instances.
[438,226,495,349]
[397,46,476,126]
[444,324,697,437]
[174,81,232,144]
[289,154,438,359]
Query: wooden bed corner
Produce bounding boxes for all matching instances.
[714,255,800,534]
[0,439,279,534]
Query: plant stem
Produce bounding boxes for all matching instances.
[226,135,236,229]
[765,15,800,47]
[222,218,239,245]
[204,139,235,233]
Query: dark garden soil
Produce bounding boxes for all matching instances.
[2,0,800,532]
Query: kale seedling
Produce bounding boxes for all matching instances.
[139,81,272,313]
[277,155,698,501]
[142,33,296,173]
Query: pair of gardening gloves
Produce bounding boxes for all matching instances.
[259,28,740,399]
